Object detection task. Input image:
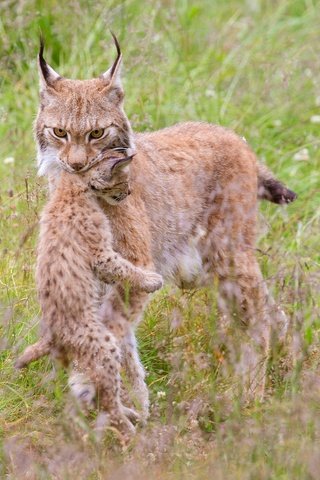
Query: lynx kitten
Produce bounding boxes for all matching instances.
[15,149,163,439]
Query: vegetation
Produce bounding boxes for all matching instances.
[1,0,320,478]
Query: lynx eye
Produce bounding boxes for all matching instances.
[90,128,104,140]
[53,128,67,138]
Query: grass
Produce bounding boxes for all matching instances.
[1,0,320,478]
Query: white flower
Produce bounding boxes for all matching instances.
[273,119,282,127]
[156,390,166,399]
[205,88,216,98]
[293,148,309,161]
[152,34,161,42]
[3,156,15,165]
[310,115,320,124]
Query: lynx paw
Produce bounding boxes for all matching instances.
[122,405,140,425]
[140,271,163,293]
[114,412,137,443]
[95,410,136,444]
[68,372,96,411]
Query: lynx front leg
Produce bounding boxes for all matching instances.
[122,328,150,422]
[93,252,163,293]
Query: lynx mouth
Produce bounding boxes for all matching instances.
[91,188,130,203]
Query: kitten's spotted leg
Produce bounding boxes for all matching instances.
[93,252,163,293]
[100,288,151,422]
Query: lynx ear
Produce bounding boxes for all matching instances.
[101,32,123,90]
[38,37,61,89]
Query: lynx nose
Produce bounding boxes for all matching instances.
[67,145,87,172]
[71,162,84,172]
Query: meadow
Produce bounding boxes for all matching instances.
[1,0,320,478]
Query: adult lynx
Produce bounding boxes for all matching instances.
[16,149,163,439]
[35,36,296,406]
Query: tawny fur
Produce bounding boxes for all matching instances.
[16,149,163,439]
[32,38,295,413]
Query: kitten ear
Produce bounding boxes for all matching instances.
[110,155,133,173]
[38,37,61,89]
[101,32,123,90]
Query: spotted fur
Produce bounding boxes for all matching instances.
[16,150,163,440]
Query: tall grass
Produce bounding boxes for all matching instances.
[1,0,320,478]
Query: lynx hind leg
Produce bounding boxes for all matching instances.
[15,338,51,369]
[71,322,137,440]
[122,328,150,422]
[69,371,142,426]
[217,250,273,402]
[93,252,163,293]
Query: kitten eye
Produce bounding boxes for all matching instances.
[53,128,67,138]
[90,128,104,140]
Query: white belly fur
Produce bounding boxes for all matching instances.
[162,226,206,287]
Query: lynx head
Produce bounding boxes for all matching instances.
[81,148,134,205]
[35,34,134,178]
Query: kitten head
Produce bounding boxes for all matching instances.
[35,34,134,178]
[81,148,134,205]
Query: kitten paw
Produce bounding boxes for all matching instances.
[122,406,140,425]
[68,372,96,411]
[95,410,136,444]
[140,271,163,293]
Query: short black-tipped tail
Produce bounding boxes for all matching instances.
[257,163,297,204]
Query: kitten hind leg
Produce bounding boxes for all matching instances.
[100,288,151,421]
[69,287,151,424]
[71,322,137,441]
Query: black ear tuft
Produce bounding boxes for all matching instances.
[38,35,61,87]
[39,34,45,59]
[100,32,123,89]
[38,35,50,82]
[109,31,121,77]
